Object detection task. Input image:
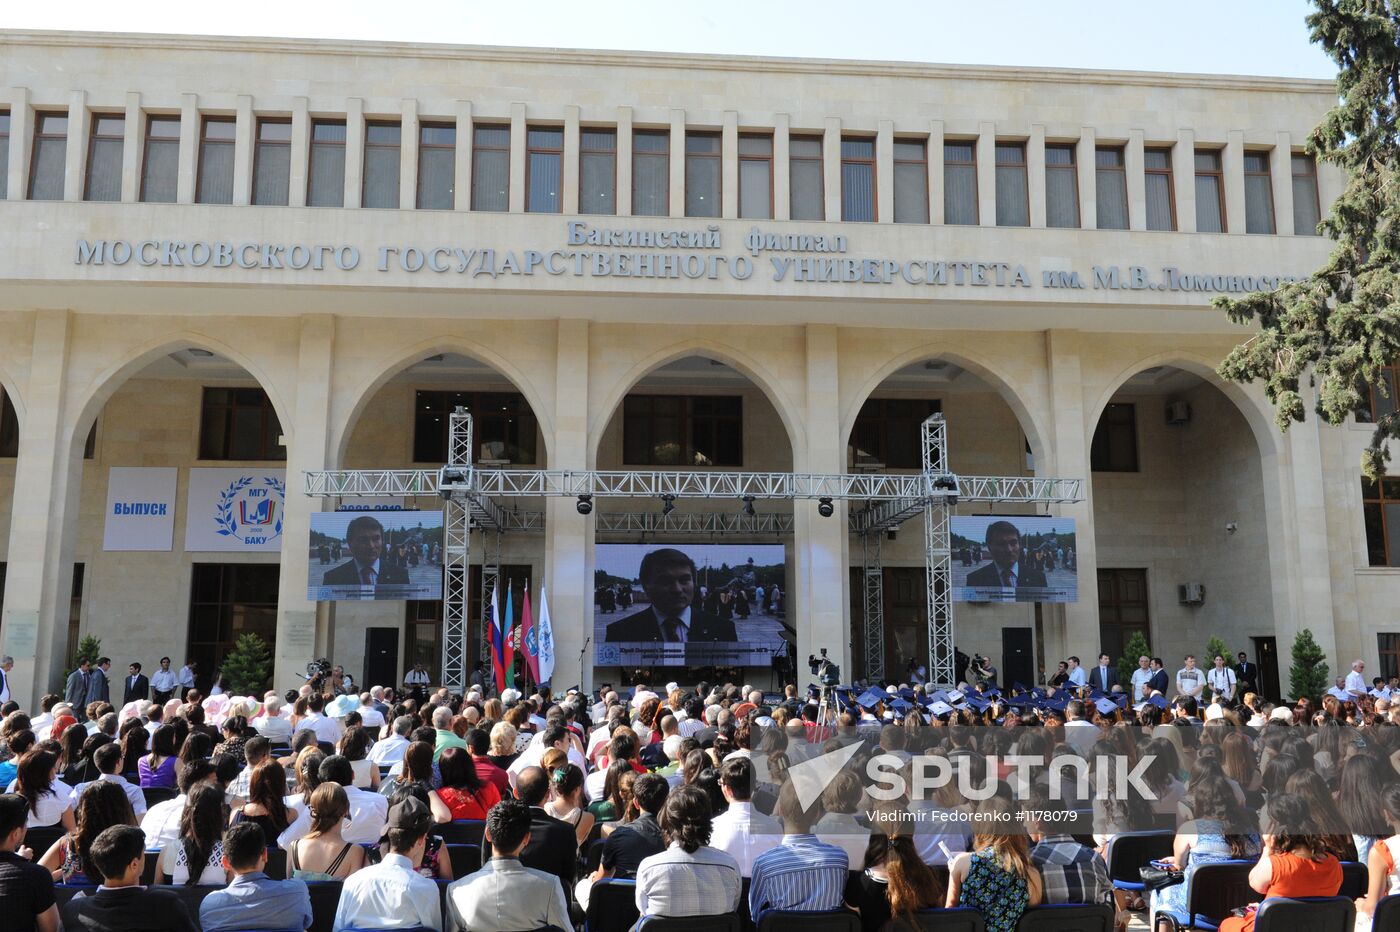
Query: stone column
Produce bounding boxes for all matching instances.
[509,102,527,214]
[876,120,894,223]
[772,114,791,222]
[1224,130,1246,234]
[1043,330,1098,667]
[616,107,632,218]
[288,98,309,209]
[271,316,336,690]
[1077,127,1097,230]
[399,98,419,211]
[232,95,253,206]
[822,117,841,221]
[795,325,850,673]
[1272,133,1295,236]
[543,320,592,692]
[1,310,80,708]
[721,111,738,219]
[454,101,473,212]
[1125,130,1146,232]
[120,92,142,203]
[1174,129,1196,233]
[1028,124,1046,228]
[927,120,945,226]
[63,90,87,203]
[976,121,996,227]
[3,87,28,200]
[343,99,365,209]
[563,105,581,215]
[668,109,686,217]
[177,93,198,204]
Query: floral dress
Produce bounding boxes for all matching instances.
[957,847,1030,932]
[1151,821,1262,920]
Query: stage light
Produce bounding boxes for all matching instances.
[742,495,756,517]
[576,494,593,515]
[661,494,675,515]
[932,474,958,507]
[817,497,834,518]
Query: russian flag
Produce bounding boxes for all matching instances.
[489,581,506,694]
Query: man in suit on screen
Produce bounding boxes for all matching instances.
[604,547,738,643]
[322,515,411,591]
[965,520,1048,590]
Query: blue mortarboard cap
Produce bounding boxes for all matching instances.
[966,696,991,713]
[1094,698,1119,716]
[928,690,951,704]
[897,687,916,701]
[1089,688,1106,700]
[1012,682,1029,693]
[984,687,1001,697]
[1044,695,1068,712]
[948,689,966,704]
[892,698,912,713]
[930,701,954,716]
[1031,688,1047,699]
[1113,693,1129,708]
[857,688,886,710]
[1006,696,1036,710]
[1149,695,1168,709]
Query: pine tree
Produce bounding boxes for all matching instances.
[64,633,103,681]
[1215,3,1400,477]
[1117,631,1151,686]
[1289,627,1330,702]
[220,633,273,696]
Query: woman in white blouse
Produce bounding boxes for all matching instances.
[7,748,75,830]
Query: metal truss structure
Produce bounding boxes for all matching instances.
[303,411,1083,690]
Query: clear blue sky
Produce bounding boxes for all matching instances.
[4,0,1336,79]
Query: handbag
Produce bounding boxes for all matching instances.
[1139,864,1185,891]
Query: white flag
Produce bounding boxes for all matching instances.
[537,585,556,684]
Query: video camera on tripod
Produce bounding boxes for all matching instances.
[808,648,841,687]
[305,657,332,692]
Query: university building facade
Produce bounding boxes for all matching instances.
[0,30,1382,706]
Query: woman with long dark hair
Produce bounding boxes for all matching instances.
[38,780,136,883]
[1338,752,1391,864]
[847,798,945,932]
[434,746,501,821]
[587,758,634,822]
[541,752,592,847]
[1217,794,1341,932]
[231,761,291,841]
[118,719,147,777]
[9,748,75,829]
[947,796,1042,932]
[338,726,379,790]
[1150,773,1261,930]
[58,723,88,785]
[155,783,230,885]
[139,724,178,789]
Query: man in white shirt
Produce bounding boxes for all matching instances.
[707,757,781,877]
[332,798,441,932]
[319,756,388,845]
[251,697,292,744]
[1065,656,1087,688]
[356,693,385,729]
[1327,677,1353,702]
[1061,700,1099,757]
[141,760,219,847]
[1346,660,1368,701]
[1175,655,1204,700]
[1130,655,1155,703]
[150,657,179,704]
[73,744,147,817]
[142,703,164,739]
[631,684,658,710]
[368,716,413,766]
[1206,655,1236,702]
[175,659,197,699]
[0,655,12,704]
[508,725,586,793]
[403,663,431,702]
[293,694,343,746]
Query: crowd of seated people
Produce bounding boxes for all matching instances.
[0,659,1395,930]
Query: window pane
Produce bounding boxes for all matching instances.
[685,133,720,154]
[842,162,874,221]
[1292,162,1320,235]
[996,158,1028,227]
[1365,502,1389,566]
[633,134,668,216]
[141,136,179,203]
[579,151,615,214]
[1096,166,1128,229]
[1194,151,1221,172]
[418,145,455,210]
[1145,173,1173,231]
[738,135,771,157]
[363,123,401,209]
[1044,145,1074,166]
[1144,149,1170,170]
[841,138,873,160]
[526,151,560,212]
[944,163,977,225]
[1195,175,1223,233]
[738,158,771,219]
[1387,504,1400,568]
[1244,174,1274,233]
[258,121,291,143]
[85,135,123,202]
[1046,166,1079,229]
[685,148,719,217]
[472,149,509,212]
[30,119,66,201]
[197,139,234,204]
[893,161,927,223]
[307,122,346,208]
[789,156,823,221]
[0,112,9,200]
[252,138,290,206]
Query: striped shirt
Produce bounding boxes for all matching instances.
[1029,835,1113,906]
[748,834,850,920]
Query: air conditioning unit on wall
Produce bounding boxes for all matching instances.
[1178,583,1205,605]
[1165,401,1192,426]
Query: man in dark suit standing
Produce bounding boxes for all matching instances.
[1089,653,1119,693]
[321,515,411,592]
[90,658,111,705]
[1146,657,1170,697]
[1234,651,1259,696]
[965,521,1049,589]
[604,547,738,643]
[122,663,149,706]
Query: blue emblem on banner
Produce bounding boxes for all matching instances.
[215,475,286,546]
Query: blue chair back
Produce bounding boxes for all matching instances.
[634,914,741,932]
[756,908,860,931]
[436,819,486,846]
[1374,895,1400,932]
[891,908,987,931]
[1156,860,1256,931]
[304,880,344,932]
[586,877,640,932]
[1252,896,1355,932]
[1103,830,1174,890]
[1014,903,1115,931]
[1337,860,1367,898]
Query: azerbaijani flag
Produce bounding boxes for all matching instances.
[489,581,506,694]
[503,583,516,689]
[521,586,539,685]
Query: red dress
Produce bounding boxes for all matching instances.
[436,782,502,821]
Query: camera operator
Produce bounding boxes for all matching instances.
[404,662,431,703]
